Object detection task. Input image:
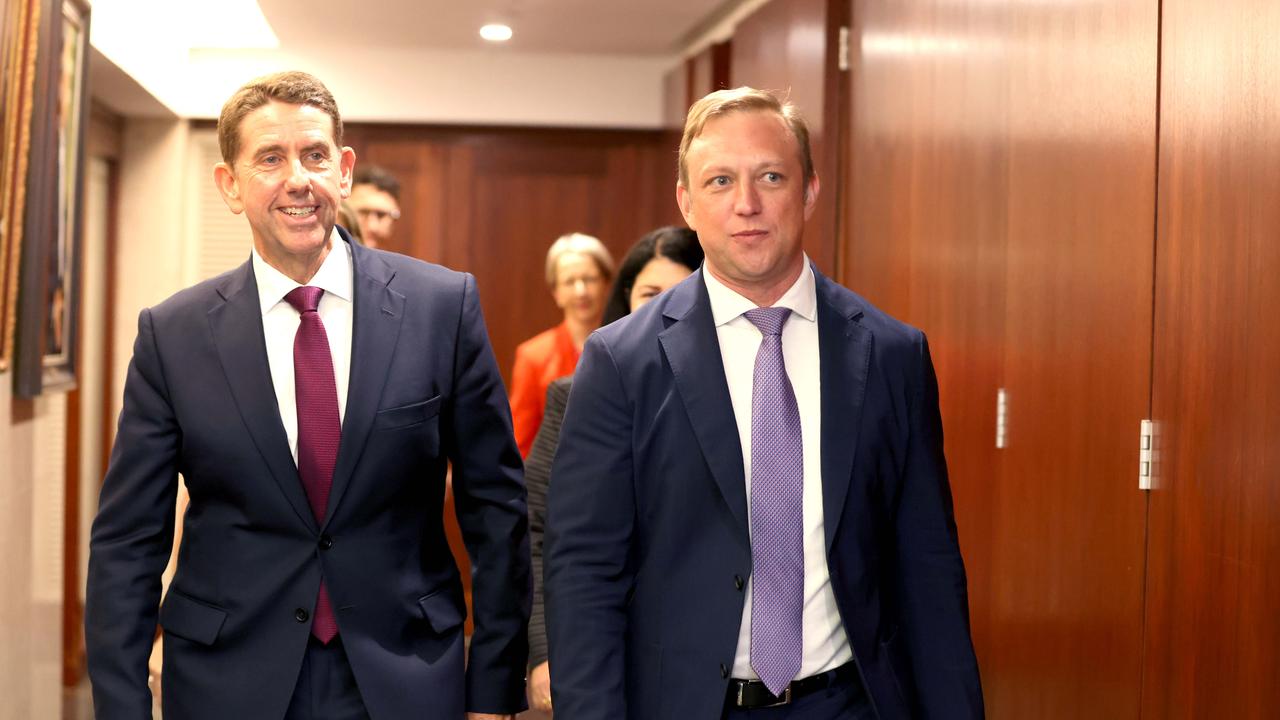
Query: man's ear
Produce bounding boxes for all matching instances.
[802,172,821,221]
[676,182,697,230]
[213,162,244,214]
[339,146,357,198]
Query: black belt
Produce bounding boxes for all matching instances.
[726,661,860,709]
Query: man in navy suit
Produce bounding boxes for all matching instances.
[544,87,983,719]
[85,72,529,720]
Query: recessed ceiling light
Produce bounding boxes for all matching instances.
[480,24,513,42]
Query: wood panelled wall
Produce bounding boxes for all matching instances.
[342,124,683,385]
[832,0,1274,716]
[1143,0,1280,715]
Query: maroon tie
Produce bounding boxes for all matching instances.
[285,285,340,644]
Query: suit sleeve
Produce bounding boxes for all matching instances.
[443,273,532,714]
[526,378,571,670]
[544,333,635,720]
[895,333,986,718]
[85,308,181,720]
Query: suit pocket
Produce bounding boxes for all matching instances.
[374,395,442,431]
[417,585,466,634]
[159,590,228,646]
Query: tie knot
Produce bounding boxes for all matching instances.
[285,286,325,314]
[744,306,791,336]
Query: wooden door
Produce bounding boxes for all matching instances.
[843,0,1010,703]
[992,1,1158,715]
[1142,0,1280,715]
[844,1,1159,716]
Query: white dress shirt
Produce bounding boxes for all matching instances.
[703,260,853,681]
[252,239,353,465]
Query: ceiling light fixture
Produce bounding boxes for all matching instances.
[480,24,513,42]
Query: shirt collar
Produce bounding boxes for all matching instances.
[703,255,817,327]
[251,235,354,315]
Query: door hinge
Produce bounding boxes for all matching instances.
[838,26,851,72]
[995,388,1008,449]
[1138,419,1154,490]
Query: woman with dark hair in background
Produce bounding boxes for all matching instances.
[524,226,703,715]
[600,225,706,326]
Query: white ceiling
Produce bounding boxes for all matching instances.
[259,0,737,55]
[91,0,764,126]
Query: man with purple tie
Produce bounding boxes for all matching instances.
[544,87,984,719]
[85,72,530,720]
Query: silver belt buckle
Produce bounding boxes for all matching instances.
[738,682,792,708]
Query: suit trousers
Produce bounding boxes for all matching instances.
[284,636,370,720]
[721,673,875,720]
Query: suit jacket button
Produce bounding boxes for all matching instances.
[319,535,334,550]
[295,608,310,623]
[733,574,744,591]
[720,663,729,678]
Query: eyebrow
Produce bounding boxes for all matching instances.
[700,160,787,177]
[250,141,330,161]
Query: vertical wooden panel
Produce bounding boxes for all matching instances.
[845,1,1009,707]
[1144,0,1280,716]
[687,40,732,103]
[342,127,450,264]
[730,0,844,274]
[994,2,1157,716]
[846,1,1158,717]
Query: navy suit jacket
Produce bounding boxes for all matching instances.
[86,231,531,720]
[544,266,983,719]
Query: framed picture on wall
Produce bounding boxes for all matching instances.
[13,0,89,397]
[0,0,42,375]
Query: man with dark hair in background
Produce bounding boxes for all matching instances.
[348,164,401,249]
[85,71,530,720]
[545,87,983,719]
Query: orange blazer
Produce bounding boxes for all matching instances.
[509,321,580,457]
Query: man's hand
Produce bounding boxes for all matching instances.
[466,715,515,720]
[529,660,553,712]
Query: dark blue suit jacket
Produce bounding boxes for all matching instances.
[85,231,531,720]
[544,267,983,719]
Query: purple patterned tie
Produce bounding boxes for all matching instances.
[285,286,340,644]
[744,307,804,697]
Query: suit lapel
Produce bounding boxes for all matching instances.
[816,269,872,552]
[659,274,749,536]
[323,243,404,528]
[208,260,316,532]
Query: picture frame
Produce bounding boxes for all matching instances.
[13,0,89,396]
[0,0,42,375]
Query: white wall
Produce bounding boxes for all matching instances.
[111,119,195,420]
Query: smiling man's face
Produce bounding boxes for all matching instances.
[214,99,355,281]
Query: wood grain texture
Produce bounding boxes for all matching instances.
[995,2,1157,715]
[844,1,1010,707]
[1143,0,1280,716]
[845,1,1158,716]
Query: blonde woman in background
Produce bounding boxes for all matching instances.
[508,233,614,457]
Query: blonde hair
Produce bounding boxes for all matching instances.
[544,233,615,288]
[677,86,813,189]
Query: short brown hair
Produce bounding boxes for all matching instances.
[677,86,813,189]
[217,71,343,165]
